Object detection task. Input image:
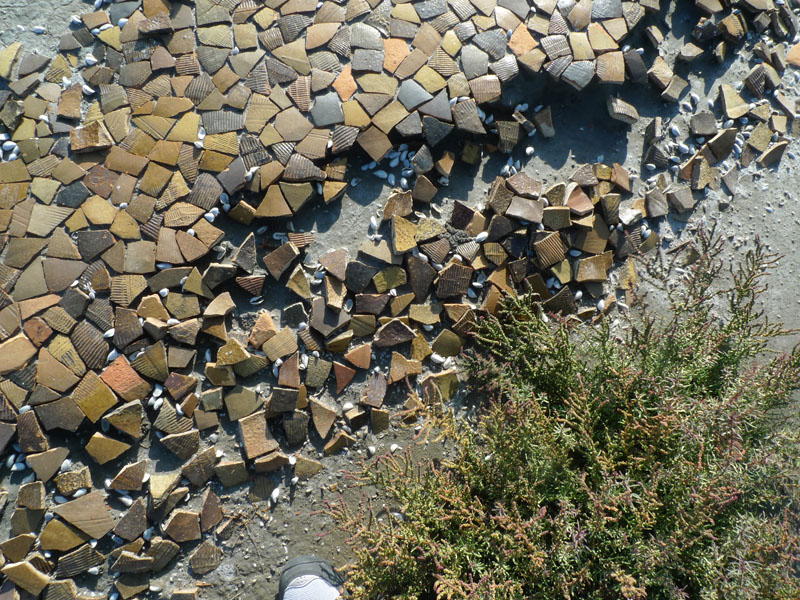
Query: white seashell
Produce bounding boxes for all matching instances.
[574,290,583,301]
[430,353,445,365]
[72,488,87,498]
[107,349,119,363]
[167,318,179,326]
[32,25,47,34]
[55,495,69,504]
[71,15,82,25]
[11,463,26,472]
[85,54,98,66]
[88,567,100,576]
[390,444,400,453]
[597,299,605,312]
[249,296,264,305]
[475,231,488,242]
[153,398,164,411]
[82,84,96,95]
[271,486,281,504]
[118,17,128,27]
[60,458,72,472]
[342,402,354,411]
[159,288,169,297]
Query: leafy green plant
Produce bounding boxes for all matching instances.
[330,230,800,600]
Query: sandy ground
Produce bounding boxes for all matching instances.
[1,0,799,597]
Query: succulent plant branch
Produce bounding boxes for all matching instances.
[329,231,800,600]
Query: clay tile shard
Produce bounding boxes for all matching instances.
[2,561,50,596]
[238,410,278,459]
[70,120,115,153]
[199,488,223,533]
[436,262,473,297]
[113,498,148,542]
[101,355,152,401]
[160,430,200,460]
[163,510,201,543]
[53,491,114,539]
[264,243,300,280]
[357,126,393,161]
[452,99,486,134]
[17,411,49,454]
[360,371,387,408]
[190,539,221,575]
[374,319,415,347]
[0,334,36,375]
[86,432,132,464]
[607,96,639,125]
[110,459,148,491]
[534,232,566,268]
[27,447,69,483]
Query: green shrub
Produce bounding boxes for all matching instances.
[332,231,800,600]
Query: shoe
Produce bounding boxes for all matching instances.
[277,555,344,600]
